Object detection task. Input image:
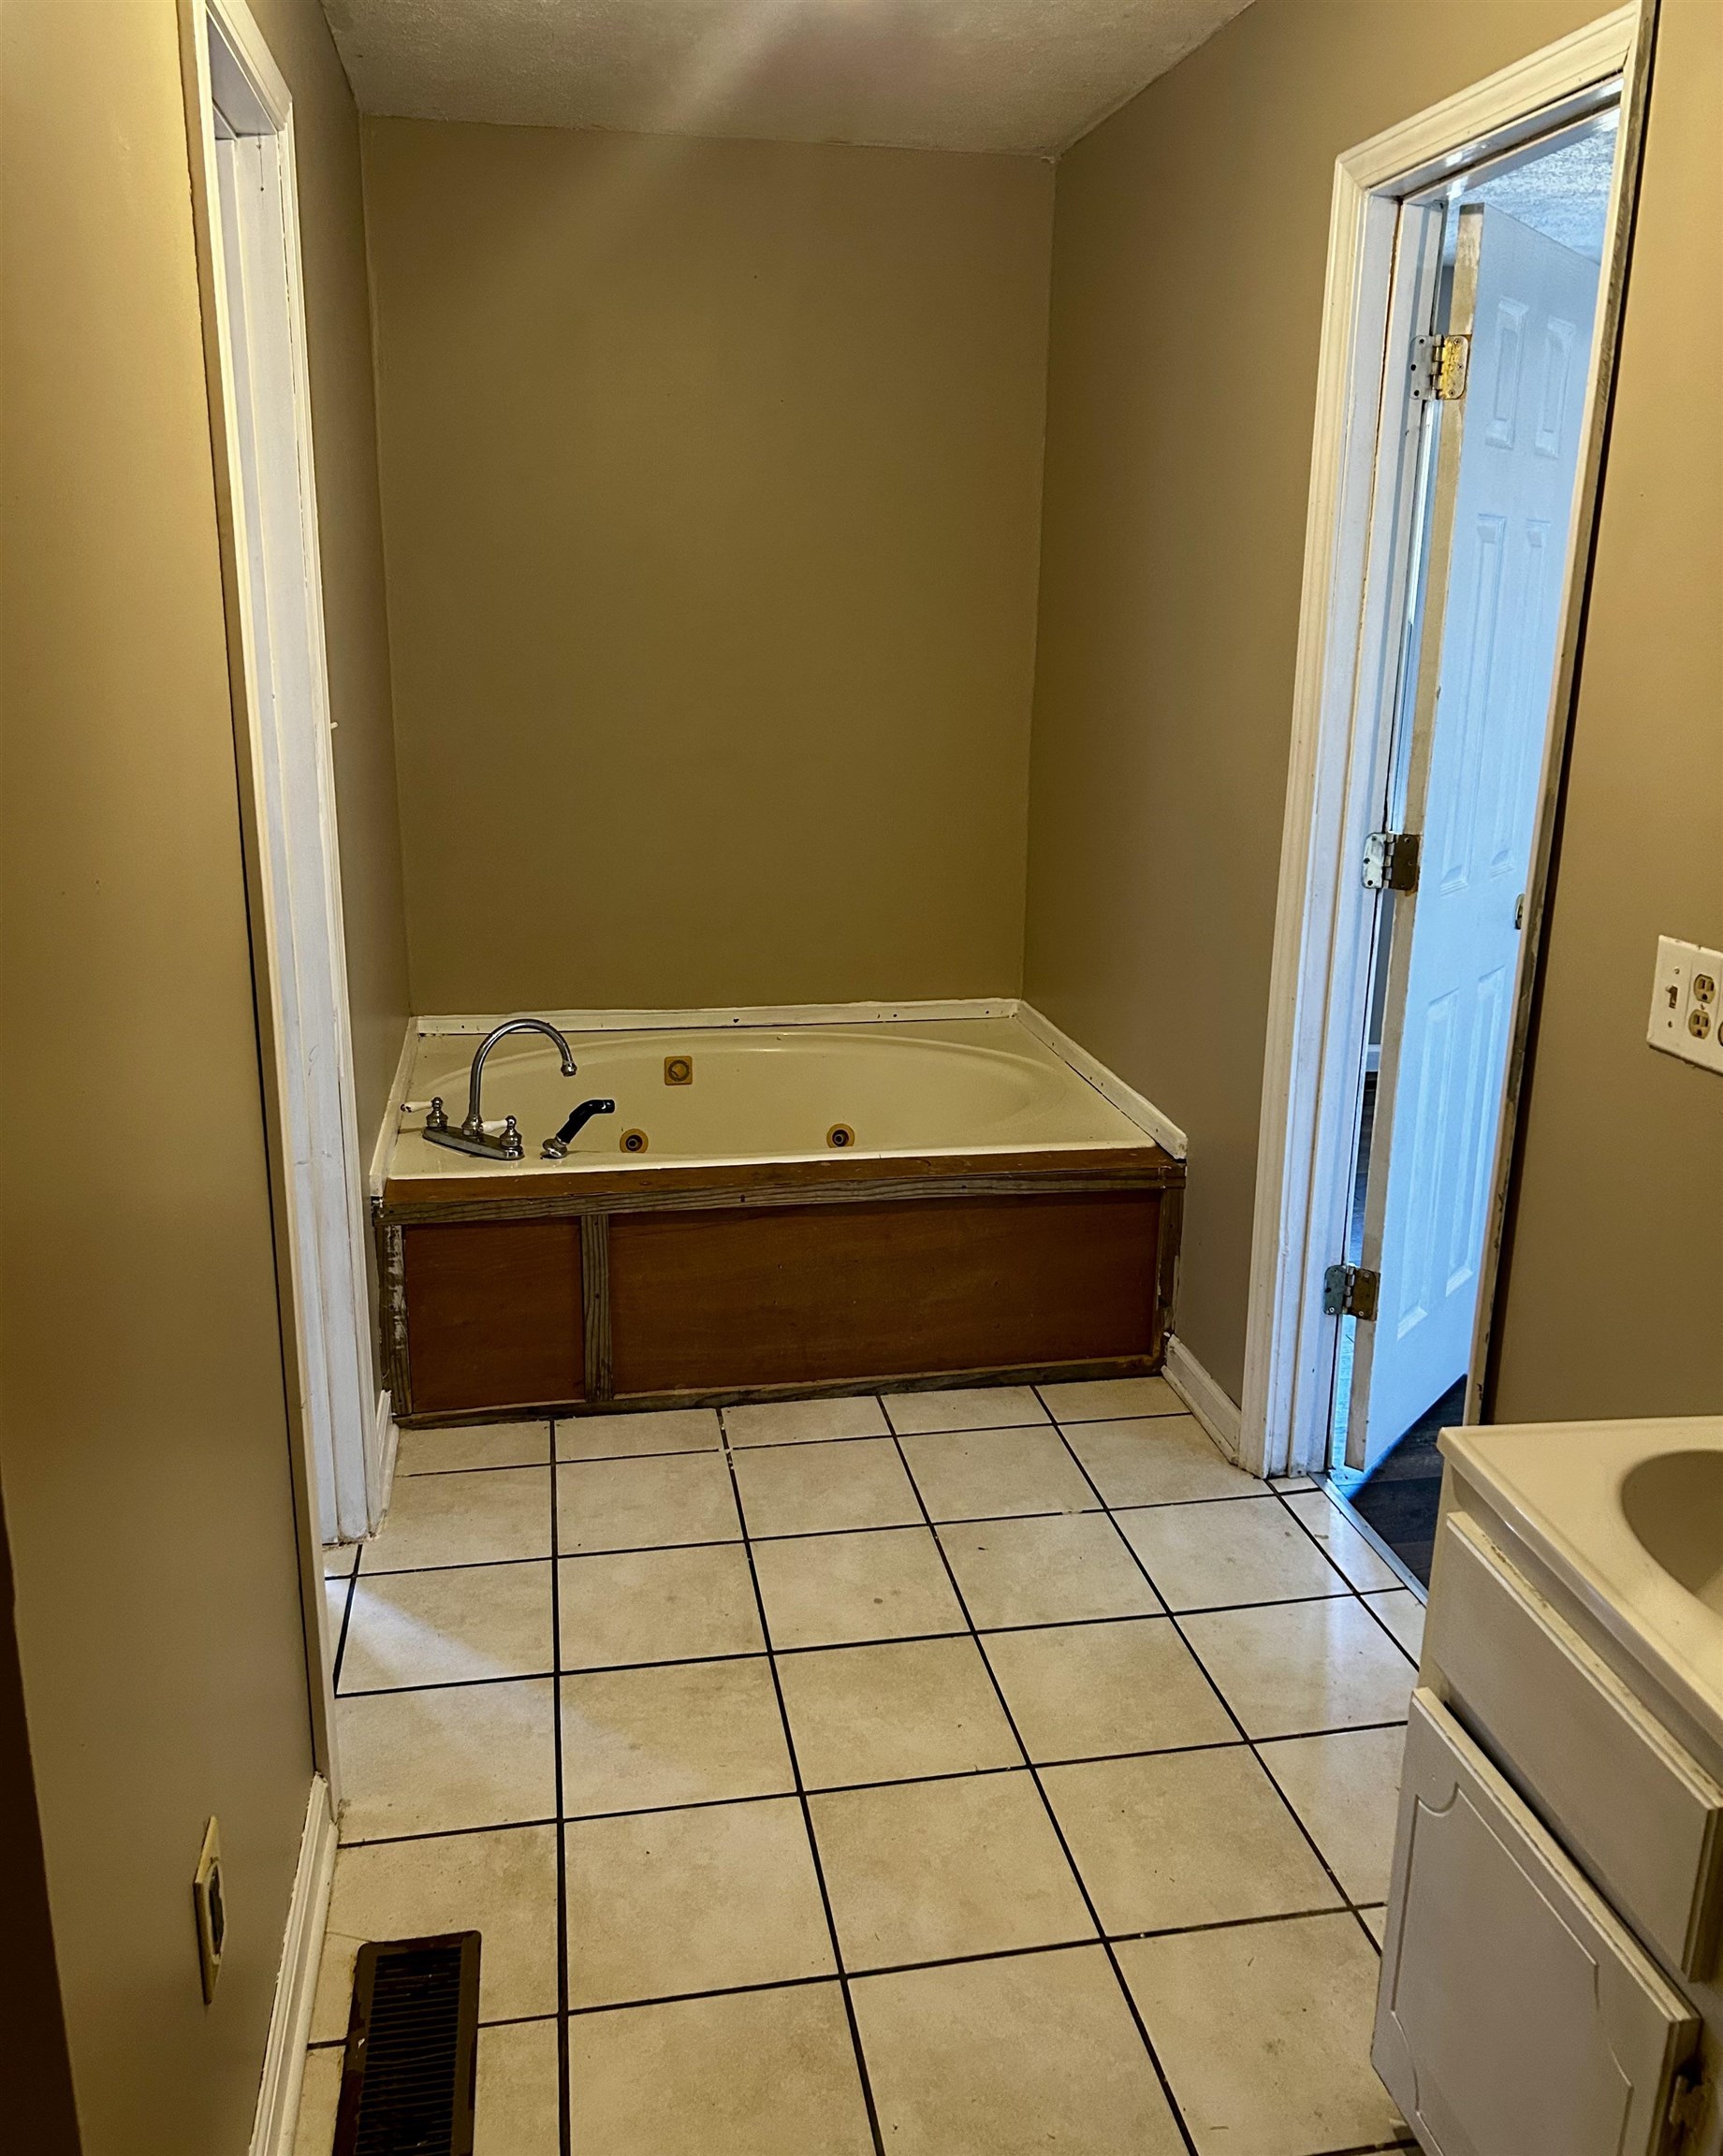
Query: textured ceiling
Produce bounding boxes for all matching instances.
[321,0,1255,157]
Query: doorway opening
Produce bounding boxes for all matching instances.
[1330,112,1622,1579]
[1241,4,1649,1558]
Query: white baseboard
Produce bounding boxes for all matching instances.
[1163,1334,1243,1463]
[250,1775,337,2156]
[371,1388,399,1532]
[1014,1003,1188,1159]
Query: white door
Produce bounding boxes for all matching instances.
[1350,205,1599,1467]
[212,110,378,1544]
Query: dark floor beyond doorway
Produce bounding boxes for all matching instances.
[1345,1379,1463,1586]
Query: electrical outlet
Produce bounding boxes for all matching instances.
[1649,936,1723,1073]
[193,1817,226,2004]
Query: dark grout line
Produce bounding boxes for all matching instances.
[329,1566,355,1694]
[717,1420,888,2156]
[548,1443,573,2156]
[882,1420,1203,2156]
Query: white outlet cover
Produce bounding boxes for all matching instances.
[1648,936,1696,1051]
[1649,936,1723,1074]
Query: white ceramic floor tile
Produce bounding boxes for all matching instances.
[322,1541,359,1581]
[1117,1914,1407,2156]
[565,1796,834,2007]
[1043,1747,1338,1933]
[1115,1495,1346,1610]
[337,1678,556,1840]
[1283,1488,1403,1590]
[732,1438,921,1537]
[362,1466,552,1573]
[311,1824,558,2042]
[1038,1375,1186,1423]
[723,1395,889,1445]
[475,2018,561,2155]
[937,1513,1160,1628]
[898,1427,1097,1522]
[1062,1417,1262,1507]
[883,1384,1050,1435]
[339,1562,553,1692]
[558,1544,764,1668]
[853,1946,1187,2155]
[810,1770,1093,1970]
[752,1525,965,1649]
[777,1636,1020,1788]
[558,1407,722,1458]
[1365,1586,1426,1660]
[292,2047,341,2155]
[397,1421,550,1475]
[567,1982,876,2155]
[1258,1725,1407,1904]
[981,1617,1233,1762]
[561,1658,794,1814]
[1360,1903,1387,1945]
[1180,1597,1414,1740]
[557,1452,740,1552]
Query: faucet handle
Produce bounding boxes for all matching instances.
[500,1114,523,1159]
[425,1096,448,1132]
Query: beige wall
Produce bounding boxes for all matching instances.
[361,120,1053,1013]
[248,0,412,1164]
[0,3,335,2149]
[1492,0,1723,1420]
[1023,0,1654,1403]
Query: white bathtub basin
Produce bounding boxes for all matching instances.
[386,1015,1159,1182]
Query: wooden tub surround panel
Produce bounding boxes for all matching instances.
[607,1190,1164,1397]
[400,1216,585,1418]
[380,1144,1184,1422]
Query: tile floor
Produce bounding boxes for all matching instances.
[300,1377,1424,2156]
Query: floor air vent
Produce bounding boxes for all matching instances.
[333,1931,481,2156]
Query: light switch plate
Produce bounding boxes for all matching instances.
[1649,936,1723,1073]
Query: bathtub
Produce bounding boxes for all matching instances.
[375,1016,1184,1420]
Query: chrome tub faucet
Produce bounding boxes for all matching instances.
[423,1018,579,1161]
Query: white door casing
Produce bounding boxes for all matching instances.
[1350,205,1600,1468]
[196,12,384,1569]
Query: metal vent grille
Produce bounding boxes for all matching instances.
[333,1931,481,2156]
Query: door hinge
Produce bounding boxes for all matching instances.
[1363,830,1422,893]
[1667,2072,1708,2146]
[1411,331,1471,401]
[1323,1264,1380,1321]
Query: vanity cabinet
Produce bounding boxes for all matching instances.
[1375,1422,1723,2156]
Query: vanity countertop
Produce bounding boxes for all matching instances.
[1441,1415,1723,1753]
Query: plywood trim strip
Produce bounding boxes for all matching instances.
[1015,1002,1188,1158]
[399,1353,1166,1428]
[580,1215,613,1403]
[384,1148,1180,1224]
[249,1775,337,2156]
[375,1209,411,1415]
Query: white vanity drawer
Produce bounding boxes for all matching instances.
[1375,1689,1699,2156]
[1430,1511,1723,1976]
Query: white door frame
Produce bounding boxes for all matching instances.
[180,0,381,1785]
[1239,3,1652,1479]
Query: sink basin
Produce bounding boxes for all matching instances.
[1619,1450,1723,1615]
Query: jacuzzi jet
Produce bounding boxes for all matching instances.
[827,1124,854,1149]
[621,1129,650,1154]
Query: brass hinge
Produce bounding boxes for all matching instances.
[1323,1264,1380,1321]
[1364,830,1422,894]
[1668,2072,1709,2145]
[1411,331,1471,401]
